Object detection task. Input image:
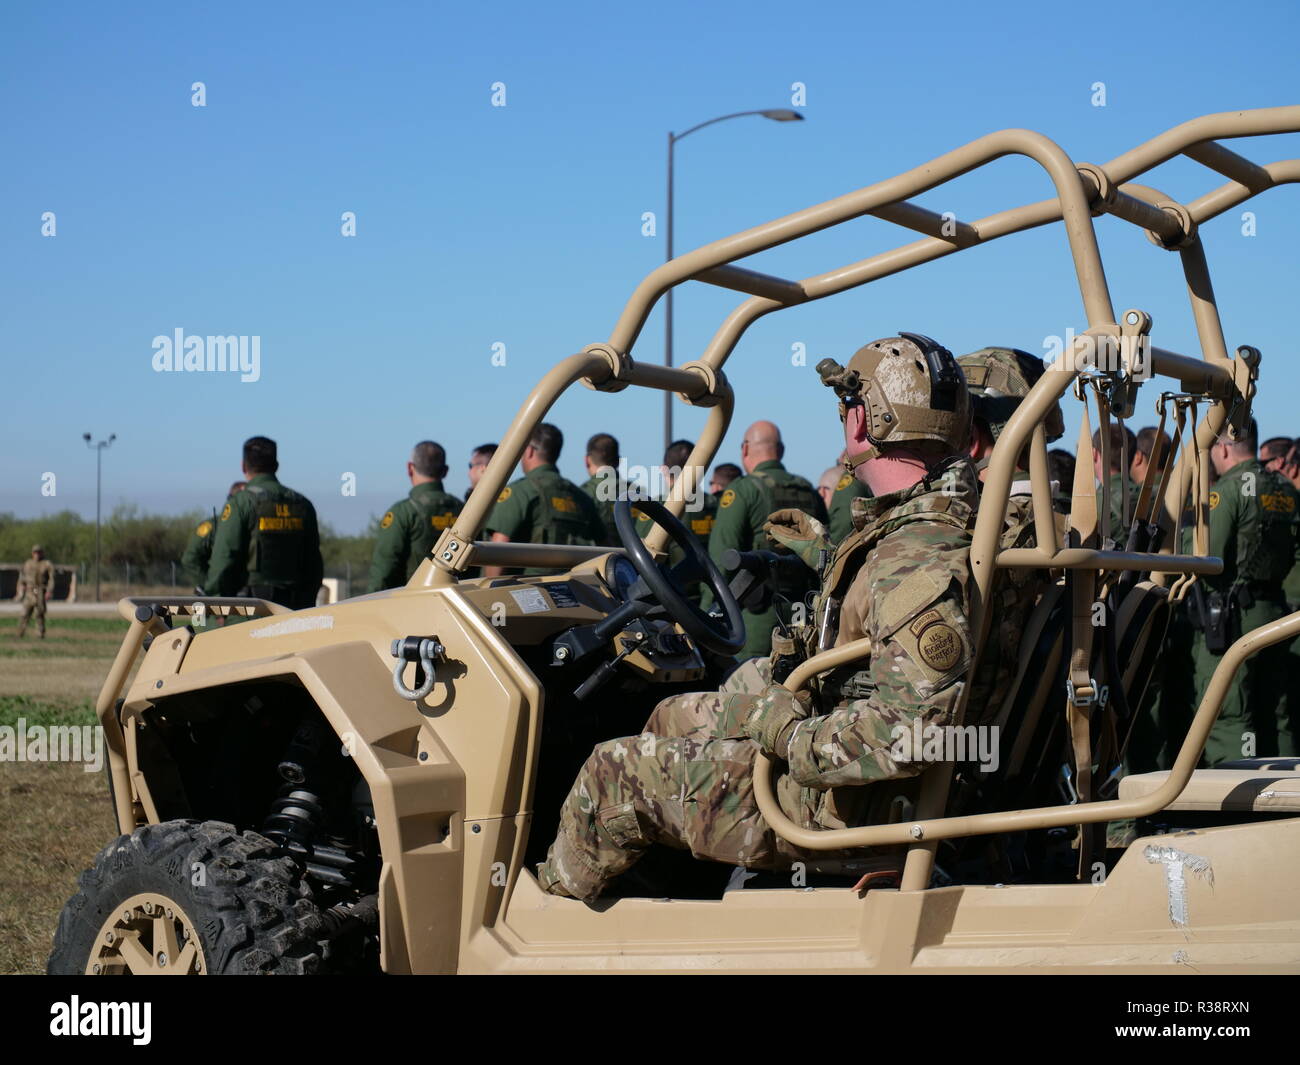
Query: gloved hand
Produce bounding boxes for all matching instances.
[743,683,814,759]
[763,508,831,570]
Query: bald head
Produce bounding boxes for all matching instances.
[740,420,783,472]
[818,466,840,508]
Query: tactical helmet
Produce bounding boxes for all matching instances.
[958,347,1065,444]
[817,332,971,470]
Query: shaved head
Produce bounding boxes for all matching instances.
[740,420,783,471]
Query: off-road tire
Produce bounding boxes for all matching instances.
[48,819,327,975]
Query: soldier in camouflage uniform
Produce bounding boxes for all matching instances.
[204,437,324,609]
[16,545,55,638]
[706,421,827,660]
[633,440,717,604]
[1187,419,1300,765]
[367,442,464,592]
[580,433,625,547]
[180,481,245,591]
[536,333,977,901]
[484,423,606,577]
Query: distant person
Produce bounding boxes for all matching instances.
[708,420,826,659]
[484,423,605,576]
[205,436,324,609]
[15,544,54,639]
[1130,426,1173,493]
[181,481,246,592]
[1048,448,1076,514]
[634,439,716,603]
[368,441,464,592]
[581,432,625,546]
[709,463,741,497]
[466,443,498,502]
[816,466,840,510]
[826,450,872,544]
[1092,423,1138,543]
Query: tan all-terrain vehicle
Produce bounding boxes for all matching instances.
[49,106,1300,974]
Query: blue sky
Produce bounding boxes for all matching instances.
[3,0,1299,533]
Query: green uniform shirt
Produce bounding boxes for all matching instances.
[1099,470,1140,544]
[827,470,872,545]
[367,480,464,592]
[1199,458,1300,594]
[180,510,219,590]
[485,463,606,575]
[205,473,324,608]
[708,460,828,659]
[581,469,625,547]
[633,489,718,603]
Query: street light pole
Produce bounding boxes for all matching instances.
[83,432,116,602]
[663,108,804,452]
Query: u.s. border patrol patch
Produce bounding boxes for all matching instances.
[497,486,512,503]
[916,621,962,672]
[836,473,853,491]
[720,489,736,509]
[1208,491,1220,510]
[380,511,394,529]
[220,503,232,521]
[196,521,212,537]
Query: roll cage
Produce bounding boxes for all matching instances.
[414,105,1300,890]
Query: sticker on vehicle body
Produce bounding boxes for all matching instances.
[250,615,335,638]
[510,587,550,614]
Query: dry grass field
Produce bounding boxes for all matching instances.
[0,615,126,974]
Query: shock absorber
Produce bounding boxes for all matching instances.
[262,716,330,859]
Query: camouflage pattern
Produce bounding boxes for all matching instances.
[16,555,55,637]
[537,460,980,901]
[958,346,1064,446]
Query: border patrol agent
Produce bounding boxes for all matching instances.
[537,333,977,901]
[581,433,625,547]
[484,423,605,577]
[181,481,246,591]
[368,441,463,592]
[827,463,872,544]
[707,420,827,660]
[205,436,324,610]
[634,439,717,604]
[1187,419,1300,764]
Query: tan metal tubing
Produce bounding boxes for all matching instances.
[996,548,1222,575]
[608,127,1115,356]
[1189,159,1300,223]
[752,608,1300,851]
[464,542,620,570]
[694,265,808,304]
[1183,140,1274,190]
[1101,106,1300,184]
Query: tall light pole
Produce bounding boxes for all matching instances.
[83,432,116,602]
[664,108,803,451]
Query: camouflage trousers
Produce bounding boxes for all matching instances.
[537,659,854,901]
[17,592,47,637]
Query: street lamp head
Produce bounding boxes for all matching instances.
[83,432,91,442]
[760,109,804,122]
[108,434,116,443]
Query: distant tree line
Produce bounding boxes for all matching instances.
[0,507,378,577]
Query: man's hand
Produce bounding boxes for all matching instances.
[763,509,831,570]
[743,684,814,759]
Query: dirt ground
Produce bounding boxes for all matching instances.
[0,616,126,974]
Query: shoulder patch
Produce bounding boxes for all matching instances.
[196,520,212,537]
[916,621,963,672]
[1208,491,1220,510]
[720,489,736,509]
[836,473,853,492]
[497,486,512,503]
[380,511,394,529]
[220,503,232,521]
[431,513,455,529]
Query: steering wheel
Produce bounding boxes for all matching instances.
[613,498,746,656]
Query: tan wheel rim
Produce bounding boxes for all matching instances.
[85,892,208,975]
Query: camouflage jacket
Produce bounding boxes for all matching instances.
[781,458,979,793]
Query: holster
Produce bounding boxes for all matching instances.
[1188,582,1236,656]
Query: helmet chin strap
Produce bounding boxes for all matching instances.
[842,447,877,472]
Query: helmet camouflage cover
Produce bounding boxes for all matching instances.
[817,332,971,469]
[958,346,1065,444]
